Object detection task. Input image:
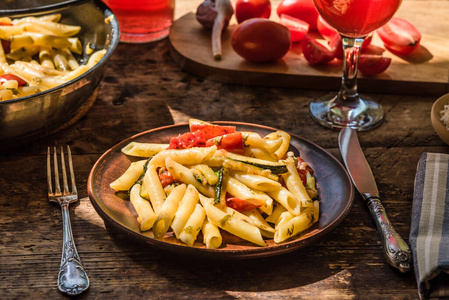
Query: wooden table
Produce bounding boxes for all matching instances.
[1,1,447,298]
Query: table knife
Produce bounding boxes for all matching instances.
[338,127,411,273]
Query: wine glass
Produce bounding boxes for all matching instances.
[309,0,402,130]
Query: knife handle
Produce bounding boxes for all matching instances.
[362,193,411,273]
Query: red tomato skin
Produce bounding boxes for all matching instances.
[317,15,337,40]
[377,17,421,55]
[358,54,392,76]
[226,197,260,212]
[235,0,271,24]
[231,18,291,63]
[190,123,236,140]
[301,34,335,64]
[276,0,319,30]
[206,132,245,154]
[158,169,175,187]
[0,74,27,86]
[167,130,206,149]
[279,14,309,42]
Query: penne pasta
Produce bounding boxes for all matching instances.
[165,157,215,197]
[231,171,281,192]
[0,13,108,102]
[153,184,186,240]
[179,203,206,247]
[171,184,200,238]
[283,157,314,208]
[129,184,156,231]
[110,119,320,247]
[267,186,301,215]
[200,195,266,247]
[109,160,146,191]
[202,219,222,249]
[121,142,169,157]
[140,164,166,214]
[150,146,217,168]
[274,207,317,243]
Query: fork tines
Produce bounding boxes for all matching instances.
[47,146,77,197]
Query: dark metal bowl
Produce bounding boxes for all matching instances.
[0,0,119,145]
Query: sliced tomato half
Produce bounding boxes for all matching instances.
[377,17,421,55]
[206,132,245,154]
[279,14,309,42]
[358,54,392,76]
[189,119,236,140]
[0,74,27,86]
[226,197,261,212]
[167,130,207,149]
[302,34,335,64]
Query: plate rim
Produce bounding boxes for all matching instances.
[87,121,355,258]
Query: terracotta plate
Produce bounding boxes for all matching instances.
[88,122,355,258]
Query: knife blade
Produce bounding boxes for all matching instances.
[338,127,411,273]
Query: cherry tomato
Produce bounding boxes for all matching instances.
[189,121,236,140]
[317,15,337,40]
[358,54,392,76]
[276,0,319,30]
[0,74,27,86]
[206,132,245,154]
[279,14,309,42]
[377,17,421,55]
[235,0,271,24]
[231,18,291,63]
[302,34,335,64]
[167,130,206,149]
[226,197,261,212]
[158,169,175,187]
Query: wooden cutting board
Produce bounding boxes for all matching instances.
[168,1,449,96]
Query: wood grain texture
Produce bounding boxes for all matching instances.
[1,0,449,299]
[169,1,449,96]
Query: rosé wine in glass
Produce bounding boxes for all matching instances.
[313,0,402,37]
[309,0,402,130]
[103,0,174,43]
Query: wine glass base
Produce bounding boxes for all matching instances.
[309,94,384,131]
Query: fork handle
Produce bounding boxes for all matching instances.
[58,203,89,295]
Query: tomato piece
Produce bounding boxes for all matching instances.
[358,54,392,76]
[276,0,319,30]
[158,169,175,187]
[231,18,291,63]
[0,74,27,86]
[206,132,245,154]
[302,34,335,64]
[226,197,261,212]
[190,123,236,140]
[235,0,271,24]
[317,15,337,40]
[279,14,309,42]
[167,130,207,149]
[377,17,421,55]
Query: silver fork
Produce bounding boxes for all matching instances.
[47,146,89,295]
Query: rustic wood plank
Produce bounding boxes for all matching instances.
[1,0,448,298]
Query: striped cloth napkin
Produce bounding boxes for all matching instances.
[410,152,449,299]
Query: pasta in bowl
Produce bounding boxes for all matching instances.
[88,121,355,258]
[0,0,119,145]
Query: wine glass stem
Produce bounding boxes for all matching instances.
[338,36,365,105]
